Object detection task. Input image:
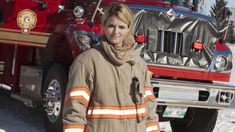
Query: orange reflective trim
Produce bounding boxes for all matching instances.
[66,87,91,96]
[144,86,155,101]
[64,96,89,107]
[144,95,156,101]
[86,112,148,119]
[64,124,85,129]
[88,104,146,110]
[146,122,160,132]
[87,104,147,119]
[64,87,91,107]
[144,86,153,91]
[146,122,159,127]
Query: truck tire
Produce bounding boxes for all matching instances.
[42,63,67,132]
[170,108,218,132]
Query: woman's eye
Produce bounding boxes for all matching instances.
[107,24,114,28]
[119,26,126,29]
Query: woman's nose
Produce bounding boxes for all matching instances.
[113,27,119,34]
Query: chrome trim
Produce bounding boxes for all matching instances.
[58,5,65,13]
[173,32,178,54]
[157,101,230,109]
[91,0,103,24]
[160,30,164,52]
[147,63,232,73]
[0,61,4,74]
[147,63,207,71]
[152,78,235,109]
[214,55,228,71]
[12,45,18,75]
[0,83,11,91]
[43,79,62,123]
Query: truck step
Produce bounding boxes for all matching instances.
[11,93,41,108]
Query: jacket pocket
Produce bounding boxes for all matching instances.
[130,76,145,104]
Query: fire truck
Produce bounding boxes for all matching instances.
[0,0,235,132]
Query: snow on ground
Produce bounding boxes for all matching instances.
[0,91,235,132]
[0,92,45,132]
[214,109,235,132]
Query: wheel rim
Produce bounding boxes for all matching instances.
[44,79,62,123]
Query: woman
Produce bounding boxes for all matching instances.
[63,3,159,132]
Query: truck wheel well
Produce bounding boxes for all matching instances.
[42,35,74,66]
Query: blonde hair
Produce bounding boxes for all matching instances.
[101,3,134,32]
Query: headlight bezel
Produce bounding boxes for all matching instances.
[214,55,228,71]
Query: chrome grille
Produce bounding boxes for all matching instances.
[147,29,183,55]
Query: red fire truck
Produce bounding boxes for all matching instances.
[0,0,235,132]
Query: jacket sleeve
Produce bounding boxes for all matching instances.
[63,58,94,132]
[144,68,160,132]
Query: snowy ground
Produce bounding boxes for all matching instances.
[0,92,45,132]
[0,92,235,132]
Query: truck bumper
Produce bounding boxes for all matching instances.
[151,78,235,109]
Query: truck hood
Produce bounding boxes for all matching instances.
[130,4,218,70]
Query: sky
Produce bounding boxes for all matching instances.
[204,0,235,15]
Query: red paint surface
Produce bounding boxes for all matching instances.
[215,40,230,51]
[148,65,230,82]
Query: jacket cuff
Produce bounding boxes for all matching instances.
[64,124,85,132]
[146,122,160,132]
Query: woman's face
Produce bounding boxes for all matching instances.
[103,15,129,45]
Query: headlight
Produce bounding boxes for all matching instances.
[214,56,227,70]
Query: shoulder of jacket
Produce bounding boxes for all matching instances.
[136,56,147,68]
[70,51,95,74]
[76,48,100,61]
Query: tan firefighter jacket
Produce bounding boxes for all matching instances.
[63,44,159,132]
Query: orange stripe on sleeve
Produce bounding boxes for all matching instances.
[64,124,85,132]
[144,86,156,101]
[64,124,85,129]
[65,87,91,97]
[64,96,89,107]
[146,122,160,132]
[144,86,153,91]
[64,87,91,107]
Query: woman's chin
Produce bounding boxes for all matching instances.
[109,40,121,45]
